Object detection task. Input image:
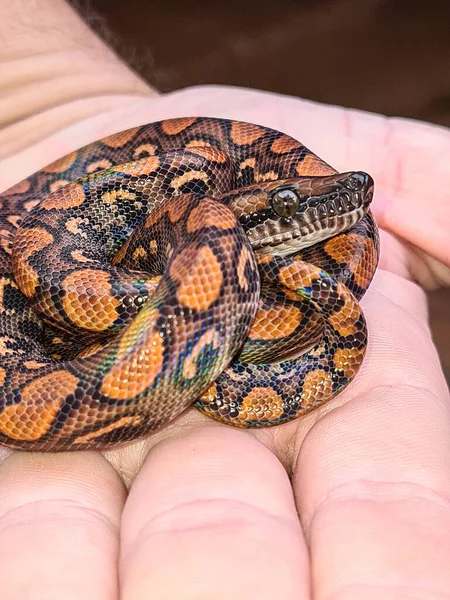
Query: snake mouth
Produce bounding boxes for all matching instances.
[246,171,374,256]
[252,205,367,255]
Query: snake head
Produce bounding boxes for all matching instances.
[228,171,374,255]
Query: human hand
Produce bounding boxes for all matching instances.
[0,86,448,599]
[1,2,449,598]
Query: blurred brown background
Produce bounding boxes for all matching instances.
[72,0,449,381]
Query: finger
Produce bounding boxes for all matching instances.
[0,451,125,599]
[120,425,307,599]
[292,270,450,598]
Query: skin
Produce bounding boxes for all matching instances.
[0,1,449,598]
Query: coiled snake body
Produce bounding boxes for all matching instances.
[0,118,379,451]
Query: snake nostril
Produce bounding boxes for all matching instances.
[342,171,372,192]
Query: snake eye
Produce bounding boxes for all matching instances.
[271,187,301,218]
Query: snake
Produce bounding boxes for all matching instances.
[0,117,379,452]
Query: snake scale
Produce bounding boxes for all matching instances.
[0,117,379,451]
